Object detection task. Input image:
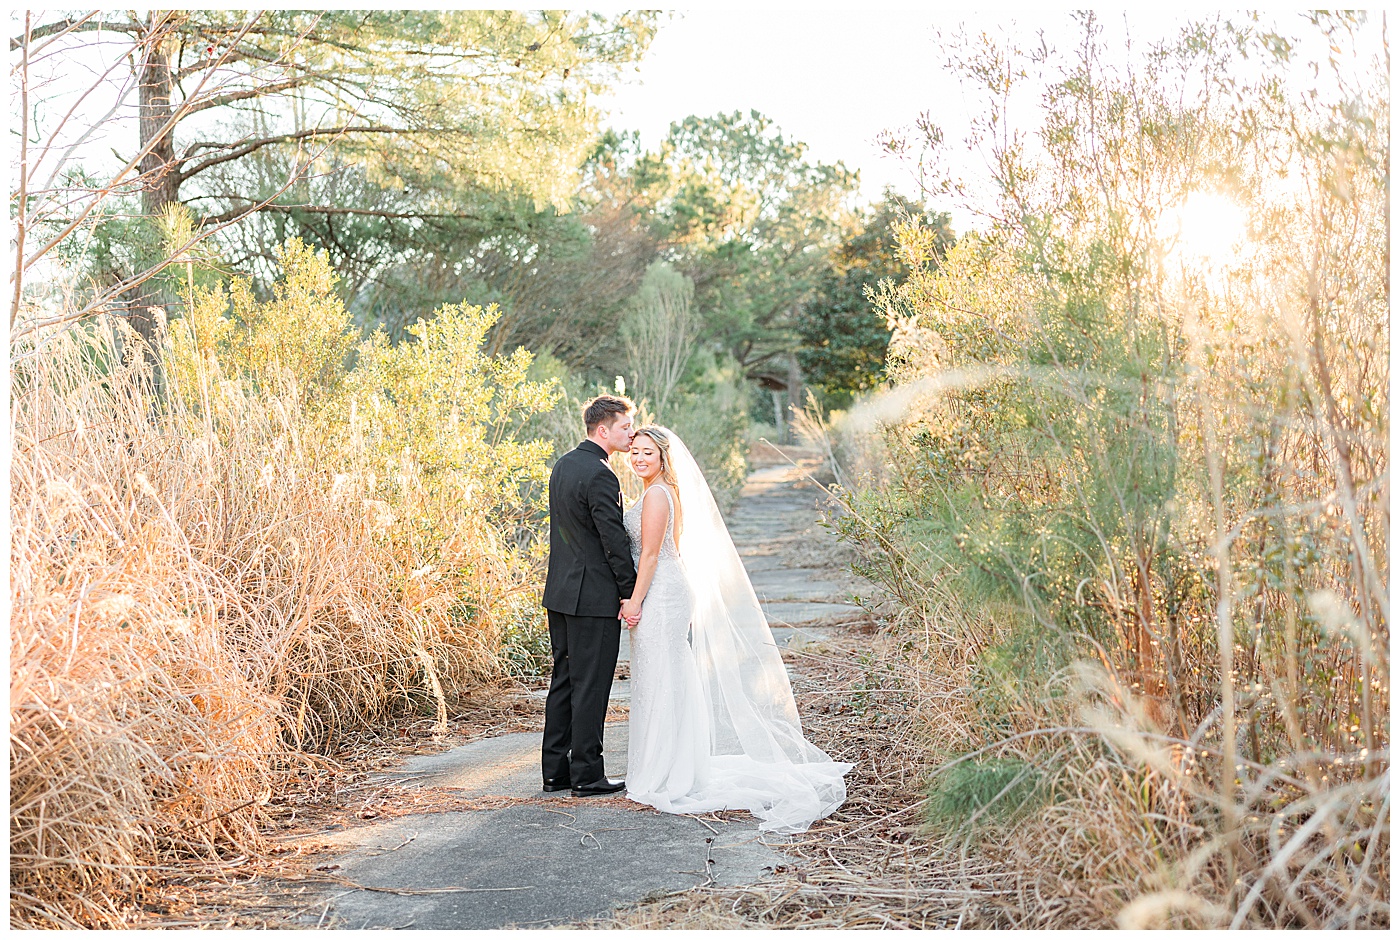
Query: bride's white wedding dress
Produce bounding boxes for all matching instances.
[621,432,850,833]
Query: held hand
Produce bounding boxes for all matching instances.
[620,597,642,628]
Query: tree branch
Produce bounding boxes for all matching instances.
[13,143,328,341]
[179,75,317,117]
[19,40,138,200]
[9,15,138,52]
[178,125,402,182]
[173,49,253,81]
[18,15,262,277]
[173,13,326,80]
[198,203,503,226]
[12,12,31,327]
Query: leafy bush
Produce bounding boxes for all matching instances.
[11,241,561,926]
[830,16,1387,928]
[662,350,751,511]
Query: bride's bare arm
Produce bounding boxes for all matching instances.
[621,488,669,627]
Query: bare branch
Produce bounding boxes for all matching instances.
[197,203,502,226]
[12,12,32,327]
[8,14,138,53]
[12,143,330,340]
[178,125,401,181]
[174,12,326,81]
[19,40,138,200]
[171,49,254,81]
[178,75,316,117]
[17,15,263,277]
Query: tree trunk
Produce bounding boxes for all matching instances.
[138,26,179,215]
[128,18,180,388]
[785,354,805,437]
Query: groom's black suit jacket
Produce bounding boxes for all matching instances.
[542,440,638,616]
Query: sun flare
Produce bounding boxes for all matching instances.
[1161,191,1248,267]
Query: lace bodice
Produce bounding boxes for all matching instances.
[623,484,682,563]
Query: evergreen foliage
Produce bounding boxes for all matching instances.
[831,13,1387,926]
[797,192,953,404]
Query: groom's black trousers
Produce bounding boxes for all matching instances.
[541,610,621,787]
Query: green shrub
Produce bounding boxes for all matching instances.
[925,758,1048,830]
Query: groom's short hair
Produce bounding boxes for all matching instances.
[583,394,635,433]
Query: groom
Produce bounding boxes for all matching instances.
[540,394,637,797]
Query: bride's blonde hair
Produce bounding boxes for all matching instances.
[633,426,682,536]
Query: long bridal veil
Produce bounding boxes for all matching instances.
[660,427,850,833]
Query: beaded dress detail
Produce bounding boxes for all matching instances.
[621,474,849,833]
[622,485,708,806]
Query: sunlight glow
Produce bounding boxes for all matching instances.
[1161,191,1249,268]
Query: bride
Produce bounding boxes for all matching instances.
[618,426,850,833]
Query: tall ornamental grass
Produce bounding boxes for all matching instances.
[10,240,559,927]
[827,16,1387,927]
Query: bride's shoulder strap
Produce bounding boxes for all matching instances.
[643,483,676,516]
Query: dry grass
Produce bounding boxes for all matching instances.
[819,492,1387,928]
[9,318,544,927]
[771,38,1392,918]
[588,626,1013,929]
[596,610,1387,929]
[596,409,1389,929]
[101,692,549,929]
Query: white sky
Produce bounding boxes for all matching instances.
[11,7,1385,242]
[596,8,960,202]
[595,8,1386,233]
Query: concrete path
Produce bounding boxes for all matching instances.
[734,460,867,649]
[295,445,861,929]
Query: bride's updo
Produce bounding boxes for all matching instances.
[633,426,683,535]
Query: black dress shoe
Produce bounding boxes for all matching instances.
[542,777,571,793]
[571,777,625,797]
